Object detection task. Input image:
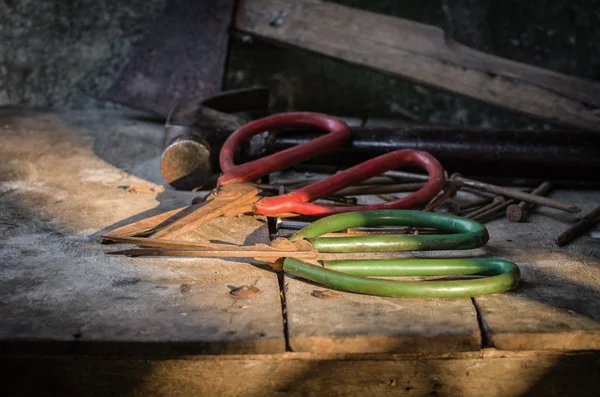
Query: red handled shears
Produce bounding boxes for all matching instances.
[101,113,445,241]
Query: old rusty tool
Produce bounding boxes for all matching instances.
[505,181,553,222]
[450,174,580,213]
[106,210,520,298]
[265,126,600,180]
[101,113,445,241]
[556,204,600,247]
[105,0,237,117]
[161,87,269,190]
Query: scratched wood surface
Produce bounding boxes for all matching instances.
[0,109,285,354]
[1,109,599,358]
[283,276,481,353]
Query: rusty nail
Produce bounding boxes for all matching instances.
[465,196,505,219]
[377,193,399,202]
[458,196,494,213]
[332,183,425,197]
[505,181,553,222]
[384,170,433,182]
[556,204,600,247]
[471,198,519,223]
[424,183,458,212]
[451,173,580,213]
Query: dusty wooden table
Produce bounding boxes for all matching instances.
[1,109,599,396]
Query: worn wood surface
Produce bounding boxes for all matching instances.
[1,109,599,359]
[284,275,481,353]
[472,190,600,350]
[235,0,600,129]
[3,350,599,397]
[282,192,483,354]
[0,109,285,354]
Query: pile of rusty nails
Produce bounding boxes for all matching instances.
[255,170,599,247]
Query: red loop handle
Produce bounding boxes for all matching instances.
[255,149,445,216]
[218,112,351,185]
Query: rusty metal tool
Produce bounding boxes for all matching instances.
[450,174,580,213]
[161,87,269,190]
[265,126,600,180]
[101,113,445,241]
[505,181,553,222]
[556,204,600,247]
[105,210,520,298]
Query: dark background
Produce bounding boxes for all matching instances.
[1,0,599,128]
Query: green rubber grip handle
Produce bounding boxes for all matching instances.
[284,210,519,298]
[289,210,489,252]
[283,257,520,298]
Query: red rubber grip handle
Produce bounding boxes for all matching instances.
[218,112,351,185]
[255,149,445,216]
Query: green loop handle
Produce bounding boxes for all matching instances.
[289,210,489,252]
[284,210,519,298]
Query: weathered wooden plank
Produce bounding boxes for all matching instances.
[283,275,481,353]
[0,109,285,354]
[473,190,600,350]
[3,351,599,397]
[235,0,600,129]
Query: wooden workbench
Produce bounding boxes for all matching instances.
[1,109,598,396]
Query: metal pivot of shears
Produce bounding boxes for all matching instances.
[101,112,446,241]
[106,210,520,298]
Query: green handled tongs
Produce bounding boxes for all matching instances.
[104,210,520,298]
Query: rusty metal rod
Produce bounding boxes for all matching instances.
[471,198,520,223]
[505,181,553,222]
[376,194,400,202]
[331,183,425,197]
[424,183,457,212]
[465,196,505,219]
[458,196,494,213]
[266,127,600,180]
[451,174,580,213]
[555,204,600,247]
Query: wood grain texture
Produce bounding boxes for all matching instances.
[3,351,599,397]
[235,0,600,129]
[473,189,600,350]
[0,109,285,354]
[283,275,481,353]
